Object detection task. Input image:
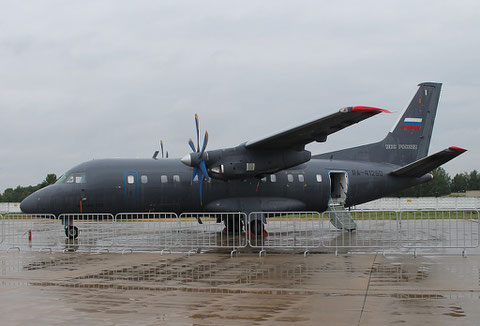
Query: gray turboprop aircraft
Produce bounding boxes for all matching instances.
[20,82,466,238]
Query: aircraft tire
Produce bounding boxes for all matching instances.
[249,220,264,235]
[65,226,79,239]
[224,214,244,234]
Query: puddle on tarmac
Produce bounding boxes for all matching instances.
[37,255,326,293]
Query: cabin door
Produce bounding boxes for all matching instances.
[329,171,348,204]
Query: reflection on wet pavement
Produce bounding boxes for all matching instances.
[1,252,480,325]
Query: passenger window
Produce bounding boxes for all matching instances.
[287,174,294,182]
[127,175,135,184]
[173,175,180,182]
[298,174,305,183]
[161,175,168,183]
[316,174,322,182]
[270,175,277,183]
[141,175,148,184]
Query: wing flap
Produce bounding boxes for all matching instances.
[245,106,390,150]
[390,146,467,178]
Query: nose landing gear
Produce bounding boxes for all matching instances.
[65,226,79,239]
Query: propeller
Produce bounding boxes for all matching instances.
[181,114,210,205]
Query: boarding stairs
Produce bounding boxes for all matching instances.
[326,199,357,231]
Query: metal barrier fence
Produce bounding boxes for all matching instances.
[0,210,479,254]
[178,212,247,251]
[58,213,115,250]
[248,212,321,254]
[398,210,480,249]
[114,212,178,251]
[321,210,399,249]
[0,214,3,245]
[0,214,59,250]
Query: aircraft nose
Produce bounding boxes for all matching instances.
[20,194,37,213]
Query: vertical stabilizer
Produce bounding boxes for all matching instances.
[313,82,442,166]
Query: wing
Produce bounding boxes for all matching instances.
[245,106,390,150]
[390,146,467,178]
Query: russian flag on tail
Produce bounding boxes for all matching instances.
[401,118,422,130]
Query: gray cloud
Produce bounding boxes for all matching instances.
[1,0,479,192]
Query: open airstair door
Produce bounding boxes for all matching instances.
[327,171,356,231]
[329,171,348,204]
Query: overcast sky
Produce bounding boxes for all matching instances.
[1,0,479,193]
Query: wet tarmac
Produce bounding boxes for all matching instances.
[1,251,480,325]
[1,216,480,324]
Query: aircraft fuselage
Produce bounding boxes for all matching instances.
[20,157,431,216]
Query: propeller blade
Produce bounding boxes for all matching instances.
[198,169,204,205]
[152,151,159,159]
[160,140,164,158]
[199,131,208,158]
[199,160,210,182]
[195,113,200,152]
[188,138,196,152]
[191,167,198,182]
[166,151,169,158]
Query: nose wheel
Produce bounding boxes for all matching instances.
[65,226,79,239]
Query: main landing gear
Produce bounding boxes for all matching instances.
[249,220,268,236]
[220,214,268,236]
[222,214,245,234]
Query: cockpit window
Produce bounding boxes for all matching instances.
[56,174,67,184]
[75,174,86,184]
[57,172,86,184]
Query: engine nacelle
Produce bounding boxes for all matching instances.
[204,145,311,180]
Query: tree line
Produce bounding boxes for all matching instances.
[0,168,479,202]
[0,174,57,202]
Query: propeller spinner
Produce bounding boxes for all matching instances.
[181,114,210,205]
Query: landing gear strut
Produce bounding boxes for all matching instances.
[65,226,79,239]
[222,214,245,234]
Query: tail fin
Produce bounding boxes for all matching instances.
[313,82,442,166]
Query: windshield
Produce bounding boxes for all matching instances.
[56,172,87,184]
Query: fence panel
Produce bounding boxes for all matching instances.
[177,212,247,250]
[322,210,399,249]
[58,213,115,250]
[248,212,322,250]
[114,212,178,251]
[399,210,480,248]
[0,214,60,250]
[0,214,4,245]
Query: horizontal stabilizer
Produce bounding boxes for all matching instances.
[390,146,467,178]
